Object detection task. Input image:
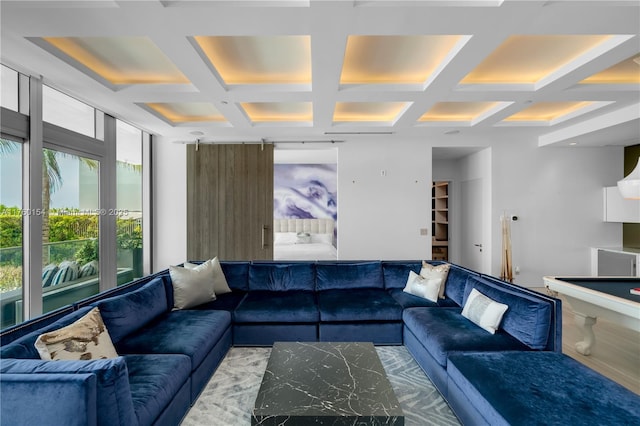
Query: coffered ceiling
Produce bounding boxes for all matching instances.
[1,0,638,148]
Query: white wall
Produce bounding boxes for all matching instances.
[152,137,433,269]
[490,139,623,286]
[152,139,187,272]
[337,139,432,260]
[151,134,624,285]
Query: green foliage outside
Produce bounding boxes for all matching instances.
[0,204,141,292]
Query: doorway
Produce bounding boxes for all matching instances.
[460,178,483,271]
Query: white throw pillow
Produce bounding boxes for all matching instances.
[34,307,118,361]
[184,257,231,295]
[461,288,509,334]
[274,232,298,245]
[420,261,450,299]
[170,261,217,309]
[311,233,333,245]
[402,271,441,303]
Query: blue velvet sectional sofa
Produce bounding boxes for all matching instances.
[1,260,638,426]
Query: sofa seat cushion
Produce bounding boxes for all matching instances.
[447,351,640,426]
[403,307,529,367]
[191,291,247,312]
[124,354,191,426]
[116,310,231,372]
[234,291,318,323]
[388,288,458,309]
[318,289,402,322]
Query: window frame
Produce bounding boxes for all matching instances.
[0,72,152,327]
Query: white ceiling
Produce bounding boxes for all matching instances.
[1,0,639,150]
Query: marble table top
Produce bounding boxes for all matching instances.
[252,342,404,425]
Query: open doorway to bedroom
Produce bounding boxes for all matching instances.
[273,148,338,260]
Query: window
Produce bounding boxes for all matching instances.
[43,85,95,137]
[41,148,102,314]
[0,69,151,330]
[0,65,19,112]
[116,120,143,280]
[0,138,23,328]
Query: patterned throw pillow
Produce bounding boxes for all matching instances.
[421,261,451,299]
[34,307,119,361]
[79,260,99,278]
[461,288,509,334]
[50,261,79,286]
[402,271,442,302]
[42,264,59,287]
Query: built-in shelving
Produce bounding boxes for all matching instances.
[432,181,449,261]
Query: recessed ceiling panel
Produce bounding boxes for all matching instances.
[241,102,312,122]
[41,37,189,85]
[340,35,464,84]
[461,35,613,84]
[194,36,311,84]
[146,102,226,123]
[580,55,640,84]
[503,101,594,122]
[333,102,408,122]
[419,102,500,121]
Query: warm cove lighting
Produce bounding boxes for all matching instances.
[618,157,640,200]
[42,36,189,85]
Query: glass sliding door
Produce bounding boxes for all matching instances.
[41,148,101,314]
[0,138,23,329]
[116,120,143,280]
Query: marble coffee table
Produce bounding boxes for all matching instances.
[252,342,404,425]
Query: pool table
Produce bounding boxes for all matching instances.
[543,276,640,355]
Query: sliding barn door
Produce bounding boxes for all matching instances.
[187,144,274,261]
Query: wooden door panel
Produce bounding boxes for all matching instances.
[187,144,273,261]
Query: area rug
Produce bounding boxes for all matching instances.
[182,345,460,425]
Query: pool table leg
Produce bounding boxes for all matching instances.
[573,313,597,356]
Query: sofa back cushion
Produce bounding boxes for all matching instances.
[316,261,383,291]
[0,307,95,359]
[381,261,423,290]
[94,277,168,343]
[221,261,250,291]
[463,276,552,350]
[445,264,478,306]
[480,273,562,352]
[0,357,137,426]
[0,306,75,347]
[249,262,315,291]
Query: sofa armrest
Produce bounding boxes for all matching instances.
[1,373,98,426]
[0,357,136,426]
